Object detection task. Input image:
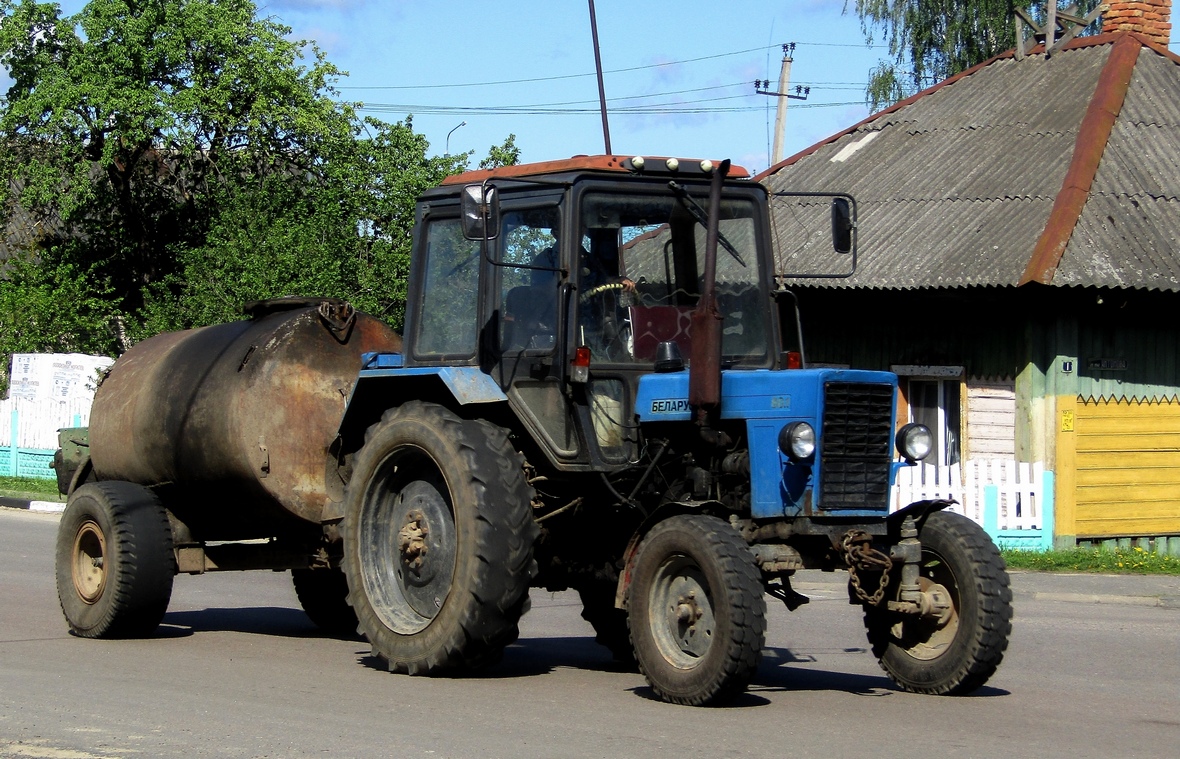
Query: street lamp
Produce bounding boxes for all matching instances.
[446,121,466,155]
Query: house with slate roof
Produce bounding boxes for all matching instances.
[759,2,1180,547]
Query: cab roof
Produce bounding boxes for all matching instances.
[440,154,751,186]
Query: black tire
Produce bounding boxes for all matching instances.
[628,514,766,705]
[341,401,538,674]
[292,567,359,637]
[55,481,175,638]
[578,582,635,665]
[864,510,1013,695]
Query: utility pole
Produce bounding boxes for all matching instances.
[772,46,793,165]
[756,44,809,167]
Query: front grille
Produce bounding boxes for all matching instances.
[819,382,894,510]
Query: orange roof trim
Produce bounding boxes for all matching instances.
[1021,33,1144,285]
[442,155,751,185]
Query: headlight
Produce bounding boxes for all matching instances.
[896,423,933,462]
[778,421,816,462]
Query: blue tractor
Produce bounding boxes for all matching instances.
[334,155,1013,704]
[55,154,1011,707]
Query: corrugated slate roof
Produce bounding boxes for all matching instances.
[763,33,1180,292]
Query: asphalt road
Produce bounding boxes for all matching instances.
[2,507,1178,759]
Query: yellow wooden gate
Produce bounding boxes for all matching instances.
[1071,397,1180,537]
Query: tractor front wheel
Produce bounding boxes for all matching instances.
[864,510,1013,695]
[628,515,766,705]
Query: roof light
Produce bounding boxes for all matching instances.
[665,158,679,172]
[631,156,646,170]
[700,159,714,173]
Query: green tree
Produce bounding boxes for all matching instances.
[849,1,1102,110]
[480,134,521,170]
[0,0,357,348]
[156,117,468,334]
[0,0,519,357]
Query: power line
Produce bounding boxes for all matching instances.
[338,41,886,91]
[355,101,865,117]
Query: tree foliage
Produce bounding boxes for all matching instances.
[849,1,1102,111]
[0,0,518,377]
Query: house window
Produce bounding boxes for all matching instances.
[893,365,963,468]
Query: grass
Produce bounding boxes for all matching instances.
[1001,546,1180,575]
[0,475,64,502]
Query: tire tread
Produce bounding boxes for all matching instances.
[343,402,538,675]
[629,514,766,706]
[865,510,1013,695]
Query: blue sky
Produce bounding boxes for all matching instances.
[260,0,886,174]
[14,2,1175,175]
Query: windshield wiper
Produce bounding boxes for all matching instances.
[667,180,747,267]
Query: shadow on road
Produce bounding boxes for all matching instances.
[755,646,1010,698]
[356,634,622,679]
[160,606,358,640]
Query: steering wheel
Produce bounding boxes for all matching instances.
[579,281,628,302]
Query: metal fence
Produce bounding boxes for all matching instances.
[1,397,91,480]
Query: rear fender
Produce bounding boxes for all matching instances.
[338,365,506,445]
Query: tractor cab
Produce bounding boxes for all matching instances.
[399,156,793,470]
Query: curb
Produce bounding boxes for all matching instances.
[1026,591,1179,609]
[790,577,1179,610]
[0,496,65,513]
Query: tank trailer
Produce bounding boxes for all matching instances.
[54,155,1012,705]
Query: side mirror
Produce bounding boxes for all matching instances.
[831,197,853,254]
[461,183,500,241]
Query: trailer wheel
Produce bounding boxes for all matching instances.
[292,568,359,637]
[578,582,635,665]
[864,510,1013,695]
[342,402,538,674]
[55,482,175,638]
[628,514,766,705]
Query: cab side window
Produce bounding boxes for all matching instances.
[416,218,481,357]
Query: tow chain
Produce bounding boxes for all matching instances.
[843,529,894,606]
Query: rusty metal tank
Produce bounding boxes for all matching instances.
[89,298,401,537]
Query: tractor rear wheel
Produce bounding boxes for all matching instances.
[578,581,635,666]
[342,402,538,674]
[292,567,359,637]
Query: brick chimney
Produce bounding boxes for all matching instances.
[1102,0,1173,46]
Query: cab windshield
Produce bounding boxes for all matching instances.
[577,191,768,366]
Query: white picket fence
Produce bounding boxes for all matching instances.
[893,459,1054,549]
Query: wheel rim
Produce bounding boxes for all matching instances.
[72,520,107,604]
[359,450,457,634]
[890,550,961,661]
[648,555,717,669]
